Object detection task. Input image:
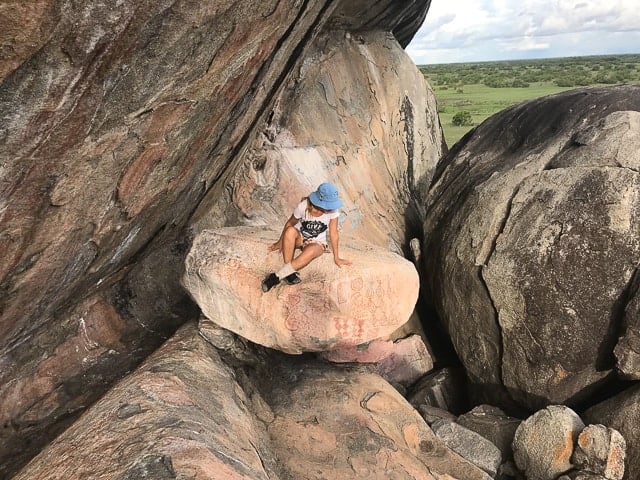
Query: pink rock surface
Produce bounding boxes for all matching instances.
[267,364,491,480]
[182,227,420,354]
[12,323,279,480]
[322,334,434,386]
[14,323,486,480]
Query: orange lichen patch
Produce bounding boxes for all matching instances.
[552,430,574,467]
[402,422,421,450]
[607,445,626,478]
[551,365,569,385]
[577,429,593,448]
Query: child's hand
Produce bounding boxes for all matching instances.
[268,241,282,253]
[334,257,351,267]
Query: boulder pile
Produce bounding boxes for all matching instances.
[408,394,627,480]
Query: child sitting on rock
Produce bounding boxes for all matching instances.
[262,182,351,292]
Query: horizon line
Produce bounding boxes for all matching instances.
[414,52,640,67]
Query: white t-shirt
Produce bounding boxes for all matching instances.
[293,200,340,244]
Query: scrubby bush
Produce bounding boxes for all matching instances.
[452,111,473,126]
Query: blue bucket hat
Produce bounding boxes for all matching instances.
[309,182,342,210]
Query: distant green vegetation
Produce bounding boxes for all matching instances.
[419,54,640,146]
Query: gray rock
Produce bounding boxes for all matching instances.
[407,367,469,415]
[418,404,457,426]
[584,384,640,480]
[423,86,640,411]
[432,419,502,477]
[572,424,626,480]
[457,404,522,460]
[513,405,584,480]
[614,270,640,379]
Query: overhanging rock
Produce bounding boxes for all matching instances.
[182,227,419,354]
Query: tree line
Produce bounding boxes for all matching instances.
[420,54,640,89]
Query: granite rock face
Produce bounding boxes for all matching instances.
[182,227,420,354]
[15,322,490,480]
[0,0,435,475]
[423,86,640,411]
[572,424,626,480]
[190,28,442,253]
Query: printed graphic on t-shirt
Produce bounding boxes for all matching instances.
[300,220,327,239]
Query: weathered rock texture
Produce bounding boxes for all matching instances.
[456,404,521,460]
[431,420,502,477]
[572,424,626,480]
[423,86,640,411]
[182,227,420,354]
[0,0,436,474]
[259,356,492,480]
[584,384,640,480]
[513,405,585,480]
[13,322,280,480]
[15,321,491,480]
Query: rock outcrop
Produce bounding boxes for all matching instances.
[322,334,434,388]
[423,86,640,411]
[0,0,436,474]
[15,322,491,480]
[182,227,420,354]
[190,28,442,253]
[571,424,626,480]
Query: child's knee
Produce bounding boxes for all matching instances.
[310,244,325,258]
[284,226,298,238]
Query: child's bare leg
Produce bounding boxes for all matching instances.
[291,243,324,271]
[281,226,302,264]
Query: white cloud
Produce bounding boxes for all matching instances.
[406,0,640,64]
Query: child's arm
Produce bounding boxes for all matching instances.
[329,217,351,266]
[268,215,298,252]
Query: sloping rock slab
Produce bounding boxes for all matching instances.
[264,361,492,480]
[182,226,419,354]
[12,323,280,480]
[15,322,488,480]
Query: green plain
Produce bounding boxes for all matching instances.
[420,54,640,147]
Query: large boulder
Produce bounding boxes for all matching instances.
[423,86,640,410]
[264,359,492,480]
[182,227,420,354]
[12,323,280,480]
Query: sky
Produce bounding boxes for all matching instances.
[406,0,640,65]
